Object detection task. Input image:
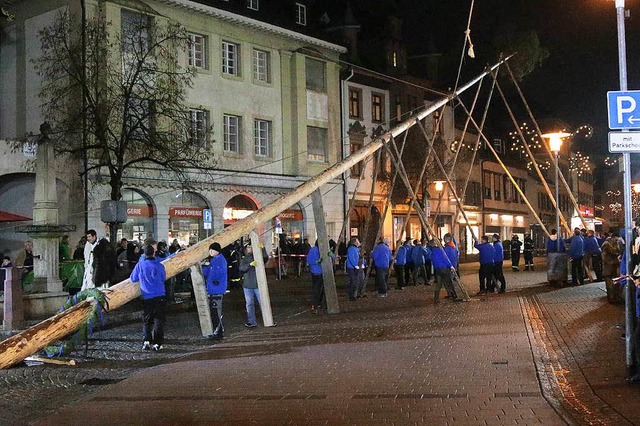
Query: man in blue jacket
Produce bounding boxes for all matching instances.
[371,237,392,297]
[412,240,428,285]
[492,234,506,294]
[546,228,566,253]
[474,236,495,295]
[345,237,361,300]
[306,241,324,313]
[203,242,228,340]
[131,245,167,351]
[567,228,585,285]
[584,229,602,282]
[394,238,409,290]
[431,243,457,303]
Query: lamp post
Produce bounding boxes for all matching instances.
[543,132,570,252]
[434,181,445,238]
[613,0,635,371]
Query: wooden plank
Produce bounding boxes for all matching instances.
[190,265,213,337]
[311,189,339,314]
[249,232,274,327]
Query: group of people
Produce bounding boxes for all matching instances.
[546,227,606,287]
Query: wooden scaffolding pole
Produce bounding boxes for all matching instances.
[0,57,511,369]
[490,70,571,234]
[504,63,588,231]
[456,101,551,238]
[384,140,471,301]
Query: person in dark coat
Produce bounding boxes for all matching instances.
[510,235,522,271]
[523,233,534,271]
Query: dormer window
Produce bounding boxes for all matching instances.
[247,0,258,10]
[296,3,307,26]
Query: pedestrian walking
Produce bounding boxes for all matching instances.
[345,237,361,300]
[131,245,167,351]
[492,234,506,293]
[202,242,228,340]
[510,235,522,271]
[306,241,324,313]
[371,237,392,297]
[474,235,495,295]
[523,233,534,271]
[239,242,268,328]
[567,228,585,286]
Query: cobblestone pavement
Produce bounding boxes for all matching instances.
[1,258,637,425]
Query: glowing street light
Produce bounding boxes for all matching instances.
[542,132,571,252]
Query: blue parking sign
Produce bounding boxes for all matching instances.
[203,209,212,223]
[607,90,640,129]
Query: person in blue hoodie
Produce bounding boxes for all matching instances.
[345,237,361,300]
[474,235,495,295]
[306,241,324,313]
[584,229,602,281]
[546,228,566,253]
[202,242,228,340]
[131,245,167,351]
[404,238,414,285]
[431,243,457,303]
[394,238,409,290]
[567,228,585,286]
[371,237,392,297]
[492,234,506,294]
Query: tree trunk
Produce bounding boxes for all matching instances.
[0,60,508,369]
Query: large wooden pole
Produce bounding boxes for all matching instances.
[0,58,510,369]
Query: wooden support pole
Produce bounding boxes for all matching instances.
[0,58,511,369]
[190,265,213,337]
[249,231,274,327]
[490,70,571,234]
[504,62,588,231]
[311,189,339,314]
[456,101,551,238]
[3,267,25,330]
[384,141,471,301]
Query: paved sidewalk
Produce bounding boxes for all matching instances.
[33,268,564,425]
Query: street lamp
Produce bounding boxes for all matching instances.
[543,132,571,252]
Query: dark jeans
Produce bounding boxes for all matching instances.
[405,262,414,284]
[347,267,358,298]
[479,263,494,292]
[592,254,603,280]
[394,264,405,288]
[571,256,584,285]
[375,267,389,294]
[142,296,166,345]
[208,294,224,337]
[434,267,454,298]
[311,273,324,307]
[425,260,433,282]
[511,252,520,269]
[493,261,506,292]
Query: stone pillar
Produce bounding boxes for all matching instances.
[31,236,62,293]
[3,267,25,330]
[311,189,339,314]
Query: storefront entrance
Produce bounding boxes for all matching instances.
[169,192,208,246]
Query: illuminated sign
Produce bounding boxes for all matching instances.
[223,208,253,221]
[169,207,203,218]
[127,205,153,217]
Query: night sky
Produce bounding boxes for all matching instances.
[399,0,640,156]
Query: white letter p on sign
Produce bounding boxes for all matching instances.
[617,96,636,124]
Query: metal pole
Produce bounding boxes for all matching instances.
[615,0,634,370]
[556,151,561,252]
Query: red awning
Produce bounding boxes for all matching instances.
[0,211,31,222]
